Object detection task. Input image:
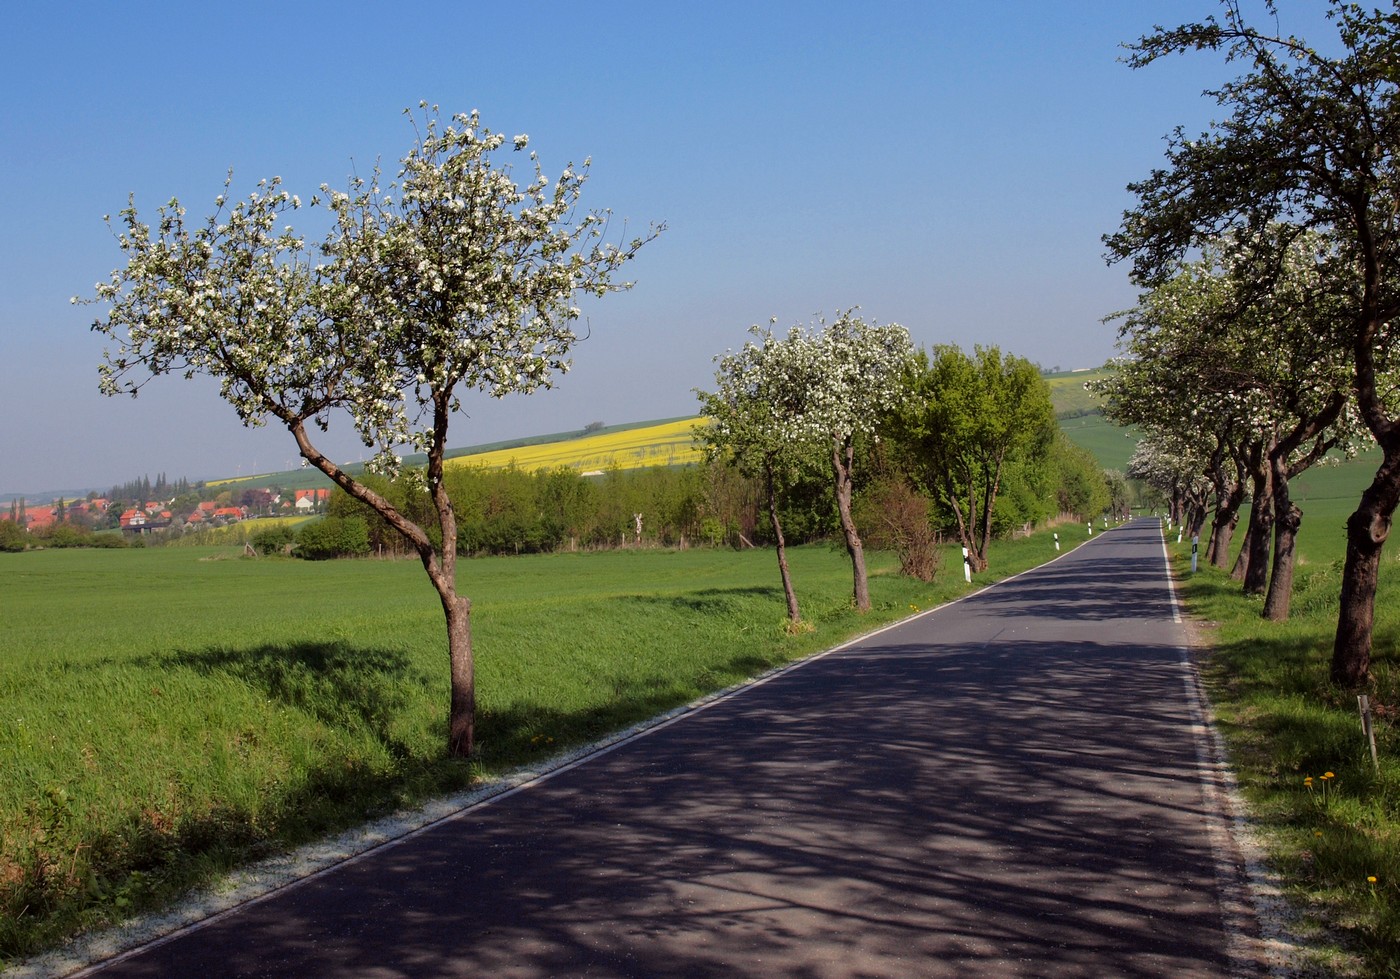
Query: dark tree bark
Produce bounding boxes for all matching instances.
[765,463,801,623]
[1333,446,1400,686]
[1208,473,1246,569]
[831,438,870,611]
[1238,442,1273,595]
[1262,494,1301,622]
[1263,399,1345,622]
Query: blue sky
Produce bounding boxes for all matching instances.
[0,1,1301,496]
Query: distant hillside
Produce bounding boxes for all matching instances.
[1042,366,1110,420]
[181,368,1135,493]
[1041,366,1139,472]
[205,417,704,490]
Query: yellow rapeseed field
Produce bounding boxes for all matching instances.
[446,417,708,474]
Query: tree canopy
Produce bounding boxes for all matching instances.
[1107,1,1400,683]
[82,105,661,754]
[890,345,1054,572]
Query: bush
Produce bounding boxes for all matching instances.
[250,524,296,556]
[0,520,26,552]
[36,524,88,548]
[294,517,370,560]
[855,477,942,581]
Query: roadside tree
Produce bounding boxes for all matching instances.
[891,345,1055,572]
[1108,1,1400,683]
[809,313,913,610]
[81,105,660,755]
[696,324,823,623]
[1100,230,1362,617]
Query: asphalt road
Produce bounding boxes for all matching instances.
[74,519,1258,977]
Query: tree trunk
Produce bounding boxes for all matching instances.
[290,418,476,757]
[1229,524,1251,581]
[1208,483,1244,569]
[944,469,986,574]
[766,465,801,623]
[1240,444,1273,596]
[1243,500,1273,595]
[1332,448,1400,686]
[1262,497,1301,622]
[443,592,475,755]
[1260,435,1298,621]
[831,439,870,611]
[974,454,1007,572]
[1262,403,1345,623]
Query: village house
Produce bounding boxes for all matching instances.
[294,489,330,512]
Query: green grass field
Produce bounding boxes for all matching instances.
[1170,451,1400,974]
[0,527,1092,963]
[1058,413,1139,472]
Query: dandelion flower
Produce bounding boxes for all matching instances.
[1368,876,1378,884]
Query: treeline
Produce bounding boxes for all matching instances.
[280,426,1112,564]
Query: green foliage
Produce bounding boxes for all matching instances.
[250,524,296,556]
[1050,433,1112,520]
[294,517,370,560]
[0,520,27,552]
[888,344,1056,567]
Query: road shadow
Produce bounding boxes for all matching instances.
[96,627,1243,978]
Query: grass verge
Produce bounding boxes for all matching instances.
[1170,497,1399,976]
[0,524,1089,965]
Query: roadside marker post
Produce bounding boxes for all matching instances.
[1053,533,1060,552]
[1360,695,1380,770]
[961,547,972,583]
[1191,535,1199,573]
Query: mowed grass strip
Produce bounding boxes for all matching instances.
[0,527,1091,962]
[1171,458,1400,975]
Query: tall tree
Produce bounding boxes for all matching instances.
[696,323,824,624]
[809,312,913,611]
[81,105,660,755]
[891,345,1054,572]
[1107,2,1400,681]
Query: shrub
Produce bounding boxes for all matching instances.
[250,524,296,556]
[294,517,370,560]
[855,477,942,581]
[0,520,26,552]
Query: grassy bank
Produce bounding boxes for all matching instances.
[1171,470,1399,975]
[0,525,1088,964]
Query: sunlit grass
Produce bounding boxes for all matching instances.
[1172,486,1400,975]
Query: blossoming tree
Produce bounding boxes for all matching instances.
[1107,1,1400,684]
[696,323,824,624]
[809,313,914,611]
[81,106,660,756]
[1099,229,1364,619]
[697,311,911,617]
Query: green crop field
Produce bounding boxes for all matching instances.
[1058,413,1139,472]
[0,527,1094,963]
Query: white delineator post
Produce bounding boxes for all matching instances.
[1054,532,1060,552]
[962,547,972,583]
